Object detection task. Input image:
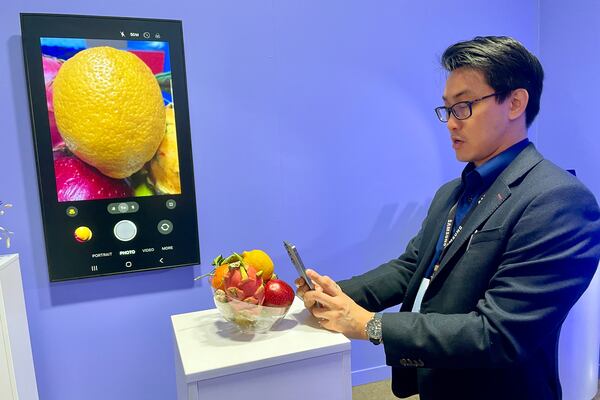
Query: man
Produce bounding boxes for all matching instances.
[296,36,600,400]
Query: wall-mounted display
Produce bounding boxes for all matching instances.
[21,13,200,281]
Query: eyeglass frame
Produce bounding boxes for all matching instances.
[434,91,506,122]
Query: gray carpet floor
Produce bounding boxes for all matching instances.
[352,379,600,400]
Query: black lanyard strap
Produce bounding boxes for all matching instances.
[442,202,459,248]
[431,193,486,278]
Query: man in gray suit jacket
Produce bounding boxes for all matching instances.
[297,36,600,399]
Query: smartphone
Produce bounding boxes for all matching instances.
[283,241,314,290]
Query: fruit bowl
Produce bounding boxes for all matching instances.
[213,289,291,334]
[201,250,296,333]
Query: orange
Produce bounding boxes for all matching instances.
[150,104,181,194]
[53,46,166,178]
[211,264,229,290]
[242,250,274,281]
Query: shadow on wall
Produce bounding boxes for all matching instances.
[274,201,429,282]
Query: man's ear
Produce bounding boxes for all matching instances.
[508,88,529,121]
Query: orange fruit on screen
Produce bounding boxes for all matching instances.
[53,46,166,179]
[211,264,229,290]
[150,104,181,194]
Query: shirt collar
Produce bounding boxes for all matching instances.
[461,138,530,192]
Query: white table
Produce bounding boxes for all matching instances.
[171,297,352,400]
[0,254,39,400]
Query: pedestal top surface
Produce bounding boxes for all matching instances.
[171,296,351,381]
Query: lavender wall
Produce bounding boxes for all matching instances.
[0,1,544,399]
[538,1,600,196]
[538,2,600,372]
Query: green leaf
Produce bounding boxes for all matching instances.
[211,254,224,266]
[222,253,243,264]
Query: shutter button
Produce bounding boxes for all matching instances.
[113,220,137,241]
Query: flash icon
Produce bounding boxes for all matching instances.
[120,31,125,37]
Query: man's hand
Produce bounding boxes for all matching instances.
[295,269,374,340]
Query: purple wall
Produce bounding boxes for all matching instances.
[538,1,600,196]
[538,4,600,374]
[1,1,579,399]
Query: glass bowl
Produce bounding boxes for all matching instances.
[213,289,291,333]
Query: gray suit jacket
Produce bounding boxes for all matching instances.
[339,144,600,400]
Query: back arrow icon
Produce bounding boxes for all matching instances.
[159,258,164,263]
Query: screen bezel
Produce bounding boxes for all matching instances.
[21,13,200,281]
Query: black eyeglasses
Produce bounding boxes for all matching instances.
[434,92,504,122]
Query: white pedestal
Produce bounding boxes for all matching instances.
[558,262,600,400]
[0,254,39,400]
[171,297,351,400]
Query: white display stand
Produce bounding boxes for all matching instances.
[0,254,39,400]
[171,297,351,400]
[558,262,600,400]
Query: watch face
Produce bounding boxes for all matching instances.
[367,317,382,343]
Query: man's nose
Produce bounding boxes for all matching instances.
[446,113,460,131]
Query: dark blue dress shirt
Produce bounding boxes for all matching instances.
[424,139,530,278]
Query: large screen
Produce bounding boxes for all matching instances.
[42,37,182,202]
[21,14,200,281]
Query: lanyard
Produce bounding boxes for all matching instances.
[429,193,486,278]
[442,202,460,248]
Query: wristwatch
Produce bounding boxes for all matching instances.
[366,312,383,345]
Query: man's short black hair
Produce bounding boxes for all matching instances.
[441,36,544,128]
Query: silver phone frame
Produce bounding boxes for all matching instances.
[283,241,314,290]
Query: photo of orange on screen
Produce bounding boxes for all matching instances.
[41,38,182,202]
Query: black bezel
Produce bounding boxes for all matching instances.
[20,13,200,281]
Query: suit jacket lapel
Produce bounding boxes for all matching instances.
[434,181,511,276]
[419,183,462,272]
[400,181,462,309]
[431,143,544,281]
